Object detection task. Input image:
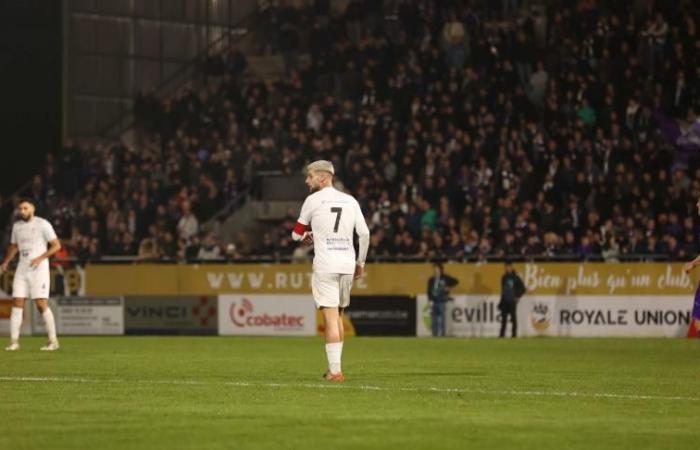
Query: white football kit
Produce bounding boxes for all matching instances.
[294,187,370,308]
[10,217,57,299]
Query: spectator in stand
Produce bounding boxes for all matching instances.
[197,233,222,260]
[136,237,160,262]
[177,201,199,244]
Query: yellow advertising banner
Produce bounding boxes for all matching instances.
[85,262,700,297]
[0,266,84,297]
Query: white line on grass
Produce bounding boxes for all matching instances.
[0,376,696,402]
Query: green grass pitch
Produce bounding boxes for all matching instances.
[1,337,698,450]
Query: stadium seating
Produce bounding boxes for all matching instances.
[5,0,700,263]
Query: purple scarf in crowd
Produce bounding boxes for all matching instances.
[656,110,700,167]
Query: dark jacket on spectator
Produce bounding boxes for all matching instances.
[427,274,458,303]
[499,272,526,307]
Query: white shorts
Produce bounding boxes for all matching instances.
[311,273,353,309]
[12,268,50,300]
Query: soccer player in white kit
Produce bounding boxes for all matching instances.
[2,199,62,351]
[292,160,370,382]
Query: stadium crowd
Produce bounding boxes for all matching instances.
[3,0,700,263]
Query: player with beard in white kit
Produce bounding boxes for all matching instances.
[2,199,62,351]
[292,160,370,382]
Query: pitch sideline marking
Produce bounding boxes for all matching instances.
[0,376,696,402]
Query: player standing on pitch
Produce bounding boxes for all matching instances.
[292,160,370,382]
[683,197,700,337]
[2,199,62,351]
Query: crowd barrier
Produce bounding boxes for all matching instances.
[84,262,696,296]
[0,263,696,337]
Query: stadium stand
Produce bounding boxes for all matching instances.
[3,0,700,263]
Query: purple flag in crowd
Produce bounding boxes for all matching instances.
[656,110,700,153]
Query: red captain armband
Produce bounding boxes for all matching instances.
[293,222,309,235]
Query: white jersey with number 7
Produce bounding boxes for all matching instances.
[295,186,370,274]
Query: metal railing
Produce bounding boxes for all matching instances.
[66,253,680,265]
[201,187,250,231]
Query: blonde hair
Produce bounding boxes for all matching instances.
[306,160,335,175]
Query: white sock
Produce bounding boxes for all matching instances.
[10,307,22,342]
[42,308,57,343]
[325,342,342,374]
[339,341,344,358]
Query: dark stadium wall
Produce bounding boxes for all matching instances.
[0,0,62,196]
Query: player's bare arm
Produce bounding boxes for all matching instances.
[30,239,61,269]
[353,264,364,280]
[354,202,370,280]
[684,255,700,274]
[301,231,313,246]
[689,198,700,273]
[1,244,18,271]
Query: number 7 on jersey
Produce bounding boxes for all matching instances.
[331,207,342,233]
